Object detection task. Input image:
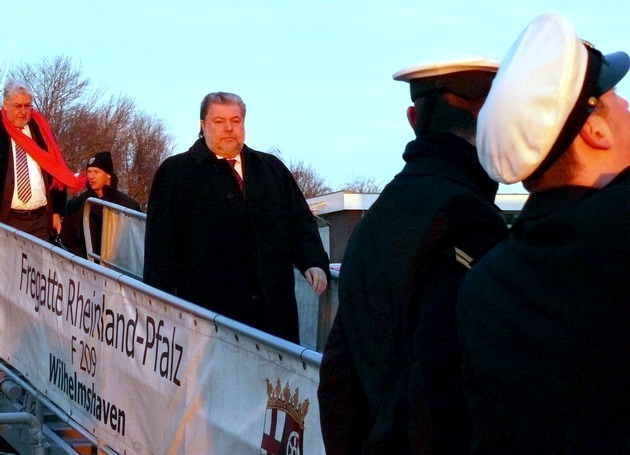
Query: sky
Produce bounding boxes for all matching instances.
[2,0,630,194]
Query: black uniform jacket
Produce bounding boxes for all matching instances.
[458,167,630,454]
[143,139,329,343]
[0,119,66,223]
[318,133,507,454]
[60,179,141,259]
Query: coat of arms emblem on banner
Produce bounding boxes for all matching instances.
[260,378,309,455]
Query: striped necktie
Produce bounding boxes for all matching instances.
[228,159,243,191]
[15,143,32,203]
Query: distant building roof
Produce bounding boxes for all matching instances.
[308,190,527,214]
[308,191,380,215]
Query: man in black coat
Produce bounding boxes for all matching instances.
[61,151,141,260]
[457,13,630,453]
[143,92,329,344]
[317,59,507,453]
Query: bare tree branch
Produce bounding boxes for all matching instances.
[339,175,383,193]
[7,55,174,209]
[287,158,332,198]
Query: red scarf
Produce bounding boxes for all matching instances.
[1,108,86,192]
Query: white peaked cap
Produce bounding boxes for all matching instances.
[393,57,499,101]
[393,57,499,80]
[477,13,630,183]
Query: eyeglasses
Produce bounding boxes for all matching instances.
[9,103,33,111]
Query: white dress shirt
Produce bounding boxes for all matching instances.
[11,124,48,210]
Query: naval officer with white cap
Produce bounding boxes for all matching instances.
[457,13,630,453]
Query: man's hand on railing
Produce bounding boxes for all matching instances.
[305,267,328,296]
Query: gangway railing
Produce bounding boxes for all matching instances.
[0,221,328,453]
[1,191,523,454]
[83,198,146,280]
[81,197,340,352]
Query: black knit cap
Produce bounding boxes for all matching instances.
[86,151,114,176]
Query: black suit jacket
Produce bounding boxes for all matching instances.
[0,119,66,223]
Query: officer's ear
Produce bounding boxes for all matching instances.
[406,106,417,130]
[578,115,612,150]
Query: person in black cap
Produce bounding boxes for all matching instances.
[317,58,507,454]
[457,13,630,453]
[60,151,140,260]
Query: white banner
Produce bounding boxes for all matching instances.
[0,227,325,454]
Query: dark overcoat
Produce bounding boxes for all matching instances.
[318,133,507,454]
[143,139,329,343]
[0,119,66,223]
[458,167,630,454]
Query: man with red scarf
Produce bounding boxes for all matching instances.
[0,79,84,240]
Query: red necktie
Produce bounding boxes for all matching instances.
[228,159,243,191]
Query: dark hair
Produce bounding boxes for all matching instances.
[523,145,579,193]
[412,90,482,138]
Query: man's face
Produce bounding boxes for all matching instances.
[200,103,245,158]
[3,92,33,128]
[87,167,111,194]
[600,89,630,166]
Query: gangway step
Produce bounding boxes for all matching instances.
[42,415,98,455]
